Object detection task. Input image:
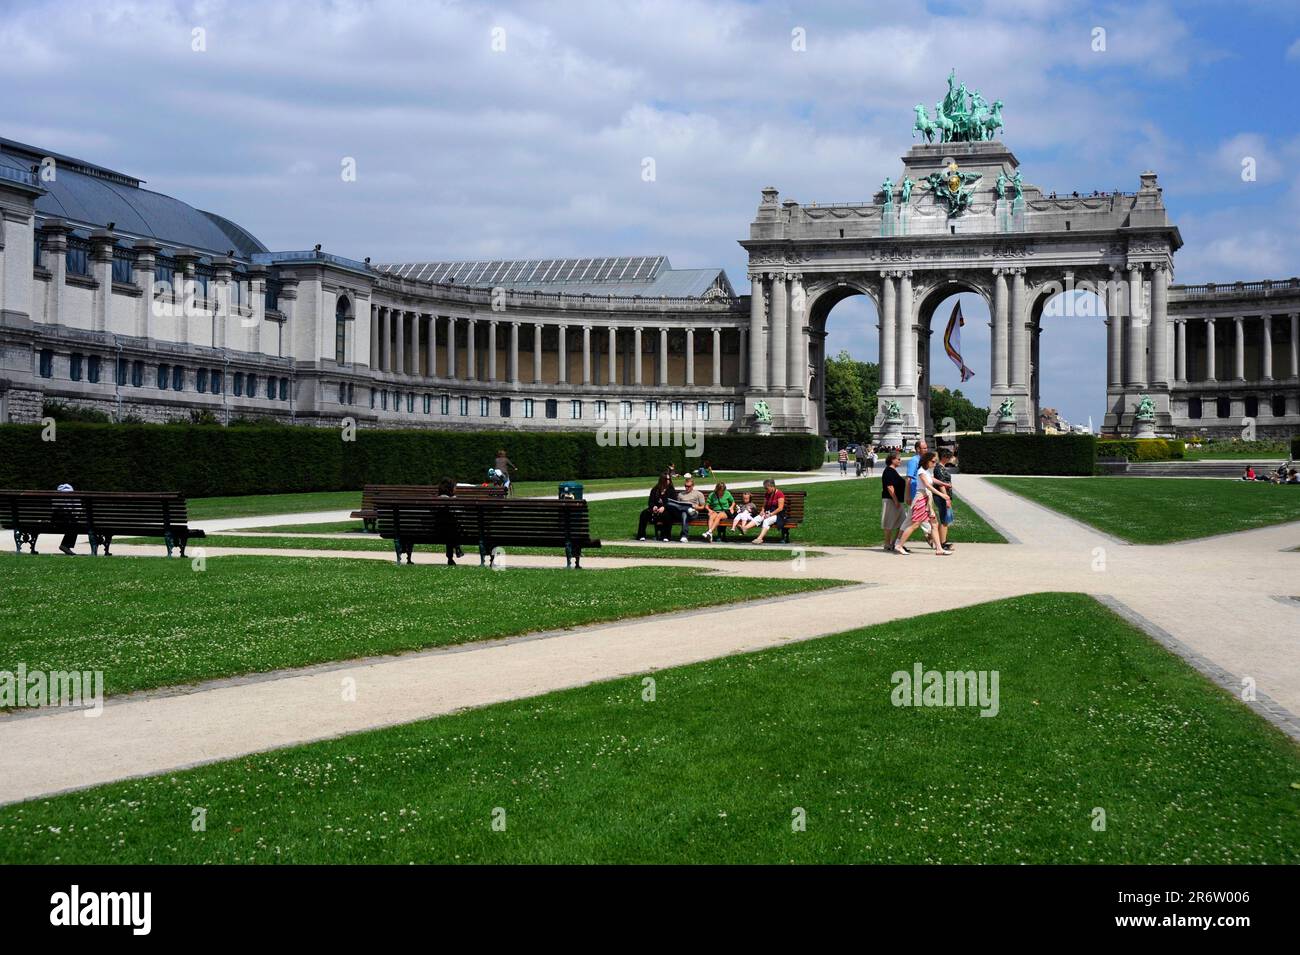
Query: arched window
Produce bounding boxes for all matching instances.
[335,296,351,365]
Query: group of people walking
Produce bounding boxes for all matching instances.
[880,440,958,556]
[636,474,788,544]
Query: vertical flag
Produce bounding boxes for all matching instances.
[943,301,975,382]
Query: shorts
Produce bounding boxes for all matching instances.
[934,496,953,526]
[881,499,906,530]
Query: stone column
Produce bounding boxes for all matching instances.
[712,327,722,385]
[133,241,159,340]
[739,327,749,386]
[787,273,804,392]
[634,327,644,385]
[370,305,381,370]
[1175,320,1187,382]
[879,272,896,392]
[1105,270,1122,388]
[557,324,568,384]
[658,327,669,386]
[1125,266,1146,387]
[1010,268,1027,388]
[582,325,592,385]
[488,320,498,382]
[89,231,114,334]
[446,315,457,379]
[685,327,695,386]
[533,323,543,383]
[509,321,520,384]
[1290,313,1299,379]
[379,308,390,372]
[608,326,617,385]
[396,311,406,376]
[1233,316,1245,380]
[1261,315,1273,381]
[1205,319,1216,381]
[748,273,766,389]
[991,268,1008,389]
[897,270,915,396]
[1150,263,1169,387]
[768,273,787,390]
[465,318,477,381]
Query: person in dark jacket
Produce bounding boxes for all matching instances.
[436,477,464,566]
[636,473,678,541]
[54,483,79,556]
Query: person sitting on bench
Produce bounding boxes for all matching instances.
[436,477,464,566]
[703,482,735,542]
[670,475,709,542]
[54,483,79,556]
[636,473,678,541]
[751,479,786,545]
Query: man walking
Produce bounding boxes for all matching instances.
[906,438,929,506]
[932,448,957,553]
[838,446,849,475]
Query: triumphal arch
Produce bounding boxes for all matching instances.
[740,71,1182,442]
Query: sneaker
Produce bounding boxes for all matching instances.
[637,535,646,541]
[679,535,688,543]
[703,532,712,542]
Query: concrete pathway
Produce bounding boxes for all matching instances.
[2,474,1297,805]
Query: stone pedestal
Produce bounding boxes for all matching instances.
[878,415,904,448]
[1132,417,1157,440]
[995,416,1017,433]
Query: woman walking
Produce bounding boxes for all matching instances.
[893,451,950,556]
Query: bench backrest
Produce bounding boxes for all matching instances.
[359,484,505,512]
[781,490,807,525]
[0,490,192,531]
[375,497,594,546]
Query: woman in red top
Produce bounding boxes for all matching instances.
[752,479,786,544]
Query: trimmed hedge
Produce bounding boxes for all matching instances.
[956,433,1097,476]
[0,424,823,497]
[1096,438,1186,462]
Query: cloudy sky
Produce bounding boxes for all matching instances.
[3,0,1296,426]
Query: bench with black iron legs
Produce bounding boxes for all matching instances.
[685,490,807,543]
[375,497,601,568]
[351,484,506,532]
[0,490,206,557]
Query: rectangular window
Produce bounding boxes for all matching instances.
[38,349,54,379]
[545,398,558,419]
[381,389,388,410]
[371,387,377,410]
[696,401,709,420]
[1215,397,1231,419]
[595,400,607,420]
[196,368,208,392]
[570,399,582,419]
[172,366,184,392]
[1271,395,1287,418]
[1244,396,1259,419]
[157,365,168,390]
[155,258,175,289]
[117,357,129,386]
[131,360,144,388]
[423,394,432,414]
[439,394,450,415]
[620,400,632,420]
[111,249,133,284]
[66,242,89,277]
[499,397,511,417]
[87,355,101,383]
[70,353,84,382]
[459,396,469,416]
[347,383,354,405]
[671,401,684,420]
[234,373,245,397]
[407,393,415,413]
[479,397,490,417]
[267,376,277,400]
[279,379,289,401]
[247,373,257,397]
[645,400,658,420]
[523,398,535,419]
[723,401,735,421]
[210,370,223,395]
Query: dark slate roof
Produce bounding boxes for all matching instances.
[377,255,735,299]
[0,138,268,257]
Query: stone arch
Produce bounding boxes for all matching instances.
[804,278,882,437]
[912,275,992,437]
[1025,270,1109,431]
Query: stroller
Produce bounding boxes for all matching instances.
[487,467,511,495]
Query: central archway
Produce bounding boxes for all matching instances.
[806,279,882,438]
[914,279,991,438]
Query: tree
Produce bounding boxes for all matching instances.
[824,350,871,442]
[930,386,988,434]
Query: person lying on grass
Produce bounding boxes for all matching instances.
[703,482,736,542]
[751,479,786,545]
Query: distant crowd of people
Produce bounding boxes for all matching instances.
[1241,464,1299,484]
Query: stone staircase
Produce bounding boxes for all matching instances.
[1123,459,1290,479]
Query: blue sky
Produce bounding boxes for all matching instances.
[2,0,1296,426]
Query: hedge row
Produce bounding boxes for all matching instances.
[0,424,823,497]
[956,433,1097,475]
[1096,439,1186,462]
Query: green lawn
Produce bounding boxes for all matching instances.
[2,592,1295,864]
[0,555,844,698]
[989,476,1300,544]
[188,472,808,522]
[166,534,821,562]
[588,476,1006,546]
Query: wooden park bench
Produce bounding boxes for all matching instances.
[0,489,205,557]
[687,489,807,543]
[351,483,506,532]
[375,496,600,568]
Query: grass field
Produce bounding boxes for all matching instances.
[187,472,807,521]
[0,555,844,698]
[1,592,1294,864]
[989,476,1300,544]
[587,476,1007,546]
[166,534,822,561]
